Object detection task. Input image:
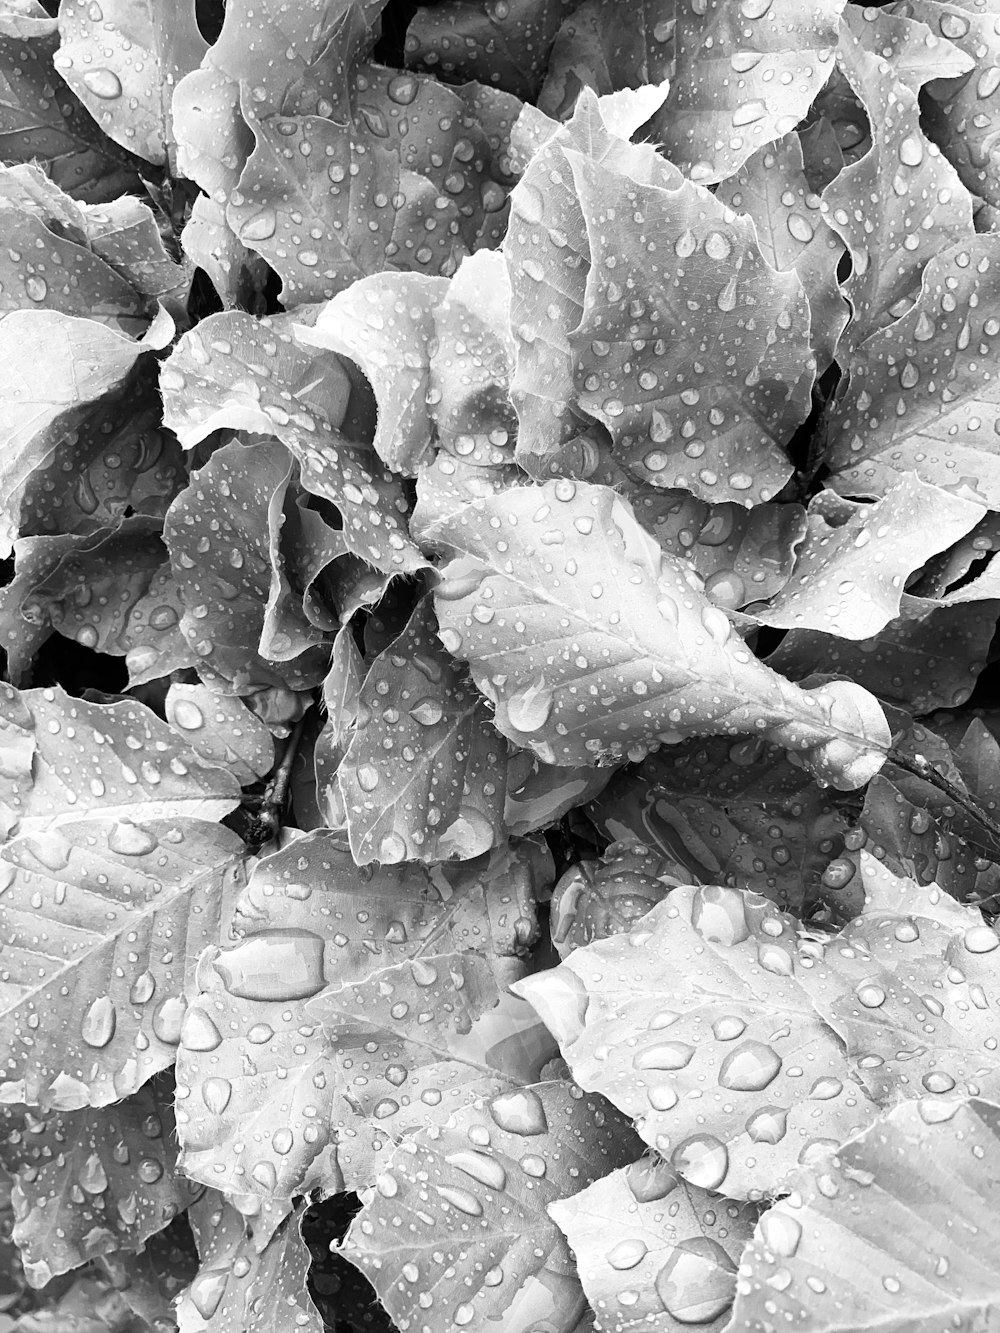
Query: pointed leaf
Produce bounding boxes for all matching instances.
[181,194,269,312]
[314,624,365,829]
[516,884,873,1199]
[828,234,1000,505]
[730,1098,1000,1332]
[0,1075,195,1286]
[748,477,984,639]
[339,598,508,865]
[549,1162,757,1333]
[341,1079,641,1332]
[432,479,890,790]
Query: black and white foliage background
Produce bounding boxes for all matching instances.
[3,0,1000,1329]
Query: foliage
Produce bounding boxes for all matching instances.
[3,0,1000,1330]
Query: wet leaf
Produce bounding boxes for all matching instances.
[651,0,843,186]
[747,477,984,639]
[828,234,1000,505]
[548,1162,757,1333]
[159,309,425,574]
[823,5,974,347]
[55,0,207,166]
[549,842,681,959]
[165,684,275,786]
[730,1098,1000,1331]
[588,736,851,915]
[339,598,508,865]
[432,479,891,790]
[406,0,578,101]
[516,883,873,1200]
[341,1079,642,1333]
[0,1074,194,1286]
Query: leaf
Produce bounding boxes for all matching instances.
[159,309,425,574]
[340,1079,642,1332]
[796,852,1000,1102]
[0,311,160,558]
[827,234,1000,506]
[163,438,330,694]
[293,271,448,476]
[179,1194,322,1333]
[549,843,681,958]
[913,0,1000,210]
[0,11,144,201]
[54,0,207,166]
[0,812,244,1108]
[180,194,269,312]
[729,1098,1000,1332]
[516,883,873,1200]
[313,624,365,829]
[174,831,553,1197]
[715,134,848,372]
[652,0,844,186]
[339,598,508,865]
[432,478,891,790]
[538,0,676,118]
[588,736,851,915]
[766,597,1000,715]
[405,0,579,101]
[822,5,975,347]
[0,1074,196,1286]
[548,1161,758,1332]
[165,685,276,787]
[747,477,984,639]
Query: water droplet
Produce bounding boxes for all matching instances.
[964,925,999,953]
[82,67,122,99]
[214,931,327,1001]
[921,1070,956,1094]
[137,1157,163,1184]
[81,996,116,1049]
[626,1154,680,1202]
[704,231,733,261]
[172,700,204,731]
[79,1153,109,1194]
[446,1150,507,1192]
[180,1008,222,1052]
[856,982,886,1008]
[898,135,923,168]
[436,1184,483,1216]
[488,1089,548,1136]
[108,821,158,857]
[506,682,554,733]
[940,10,970,37]
[152,996,186,1045]
[607,1239,648,1270]
[202,1077,232,1114]
[24,275,47,302]
[758,1210,801,1257]
[745,1105,788,1143]
[635,1042,695,1071]
[718,1041,781,1091]
[130,972,156,1005]
[691,886,749,946]
[712,1016,746,1041]
[241,209,277,242]
[379,832,408,864]
[654,1237,737,1324]
[272,1127,294,1155]
[190,1270,228,1320]
[410,699,444,726]
[671,1135,729,1190]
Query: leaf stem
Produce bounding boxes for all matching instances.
[250,711,310,851]
[886,748,1000,851]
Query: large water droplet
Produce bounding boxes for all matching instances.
[241,208,278,242]
[79,1152,109,1194]
[691,886,749,946]
[180,1008,222,1052]
[202,1077,232,1115]
[446,1150,507,1192]
[81,996,116,1048]
[607,1238,648,1270]
[635,1041,695,1071]
[506,682,554,733]
[189,1270,229,1320]
[488,1089,548,1136]
[108,821,158,857]
[745,1105,788,1143]
[671,1135,729,1190]
[626,1155,680,1203]
[758,1210,801,1257]
[152,996,186,1045]
[718,1041,782,1092]
[654,1237,737,1325]
[214,931,327,1001]
[436,1184,483,1216]
[82,67,122,98]
[172,700,205,731]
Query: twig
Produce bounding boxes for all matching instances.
[249,711,309,851]
[887,748,1000,851]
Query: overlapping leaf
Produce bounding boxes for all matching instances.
[828,234,1000,504]
[55,0,207,167]
[730,1099,1000,1331]
[341,1080,642,1333]
[538,0,676,118]
[516,883,873,1199]
[0,1074,196,1286]
[338,597,508,864]
[549,842,681,958]
[432,478,891,789]
[588,735,852,915]
[159,310,425,574]
[549,1161,757,1332]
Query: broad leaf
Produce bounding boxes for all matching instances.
[1,1074,195,1286]
[341,1079,642,1332]
[339,598,508,865]
[432,479,891,790]
[549,1161,757,1332]
[828,234,1000,505]
[164,685,275,787]
[516,883,872,1199]
[748,477,984,639]
[730,1098,1000,1331]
